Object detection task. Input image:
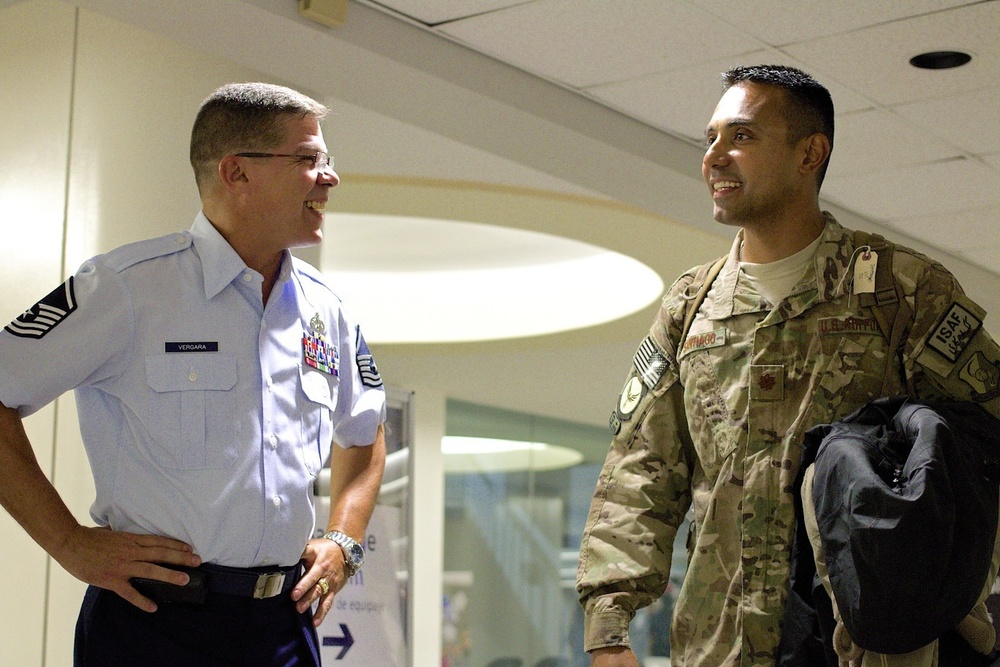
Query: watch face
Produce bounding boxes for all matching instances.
[348,543,364,565]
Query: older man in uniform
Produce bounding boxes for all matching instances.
[577,65,1000,666]
[0,82,386,665]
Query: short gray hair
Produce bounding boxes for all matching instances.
[190,82,329,193]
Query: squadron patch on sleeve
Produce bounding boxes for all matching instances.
[355,327,383,388]
[617,376,645,420]
[609,410,622,435]
[4,278,77,339]
[959,351,1000,402]
[928,302,982,363]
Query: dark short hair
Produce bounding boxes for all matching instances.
[190,82,329,193]
[721,64,835,187]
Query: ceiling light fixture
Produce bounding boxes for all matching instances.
[321,212,663,343]
[909,50,972,70]
[441,436,584,473]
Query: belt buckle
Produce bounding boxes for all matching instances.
[253,572,286,599]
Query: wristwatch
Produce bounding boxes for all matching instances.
[323,530,364,577]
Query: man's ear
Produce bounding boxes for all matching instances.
[800,133,831,178]
[217,155,249,191]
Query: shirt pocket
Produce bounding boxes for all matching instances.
[299,365,338,474]
[681,351,740,480]
[145,354,238,469]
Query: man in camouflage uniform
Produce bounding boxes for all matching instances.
[576,64,1000,666]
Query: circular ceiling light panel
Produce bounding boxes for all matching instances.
[321,212,663,344]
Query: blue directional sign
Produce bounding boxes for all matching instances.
[322,623,354,660]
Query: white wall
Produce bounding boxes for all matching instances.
[0,3,75,664]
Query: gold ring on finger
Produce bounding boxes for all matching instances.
[316,578,330,595]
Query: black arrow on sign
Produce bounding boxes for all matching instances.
[322,623,354,660]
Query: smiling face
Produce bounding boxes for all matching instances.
[702,82,807,230]
[240,114,339,253]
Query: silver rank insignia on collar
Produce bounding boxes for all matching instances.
[303,313,338,376]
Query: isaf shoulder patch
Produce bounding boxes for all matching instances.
[5,278,78,339]
[355,327,383,388]
[928,302,982,363]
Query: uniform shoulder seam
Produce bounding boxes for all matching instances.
[100,232,192,273]
[293,257,345,304]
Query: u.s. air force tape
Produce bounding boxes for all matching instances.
[634,335,669,389]
[5,278,77,339]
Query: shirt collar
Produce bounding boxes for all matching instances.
[706,212,851,320]
[189,212,293,300]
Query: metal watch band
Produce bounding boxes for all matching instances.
[323,530,363,576]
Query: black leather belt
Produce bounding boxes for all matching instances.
[199,562,301,599]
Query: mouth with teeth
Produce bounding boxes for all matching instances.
[713,180,741,193]
[305,200,326,212]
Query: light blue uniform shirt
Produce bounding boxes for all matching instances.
[0,213,386,567]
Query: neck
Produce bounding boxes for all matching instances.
[739,210,826,264]
[202,206,284,302]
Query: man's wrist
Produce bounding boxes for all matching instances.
[322,530,364,577]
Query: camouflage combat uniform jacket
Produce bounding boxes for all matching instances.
[577,214,1000,666]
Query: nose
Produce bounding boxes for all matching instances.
[703,139,730,176]
[318,168,340,187]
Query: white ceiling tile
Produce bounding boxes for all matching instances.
[688,0,974,46]
[369,0,527,25]
[589,50,876,143]
[587,52,774,144]
[959,245,1000,276]
[822,157,1000,222]
[882,206,999,254]
[893,87,1000,156]
[785,2,1000,106]
[438,0,765,88]
[826,109,963,179]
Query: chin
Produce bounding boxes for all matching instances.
[713,210,738,227]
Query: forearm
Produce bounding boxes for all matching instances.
[0,402,80,561]
[591,646,639,667]
[325,423,386,538]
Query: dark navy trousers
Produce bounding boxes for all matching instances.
[74,585,321,666]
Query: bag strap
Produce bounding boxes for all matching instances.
[679,255,727,348]
[852,230,915,397]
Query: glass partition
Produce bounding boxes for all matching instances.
[442,400,688,667]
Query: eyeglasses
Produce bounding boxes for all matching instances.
[235,151,334,172]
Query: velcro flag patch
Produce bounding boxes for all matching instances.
[5,278,77,339]
[634,336,670,389]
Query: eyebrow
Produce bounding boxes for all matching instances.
[705,117,757,137]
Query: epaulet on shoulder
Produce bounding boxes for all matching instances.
[292,256,344,304]
[102,232,192,273]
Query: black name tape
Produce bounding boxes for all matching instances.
[165,342,219,353]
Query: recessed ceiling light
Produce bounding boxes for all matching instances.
[909,50,972,70]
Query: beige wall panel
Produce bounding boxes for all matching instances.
[0,0,74,317]
[44,396,92,667]
[63,8,258,266]
[0,1,75,666]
